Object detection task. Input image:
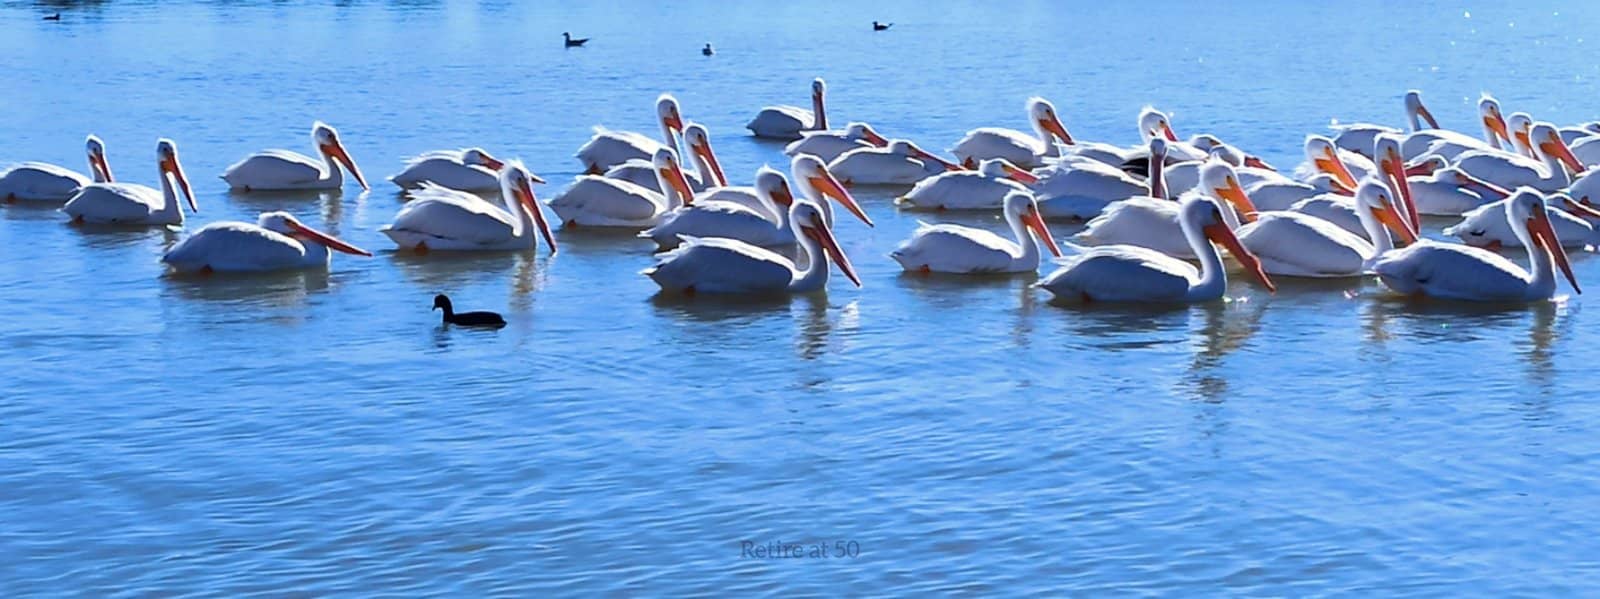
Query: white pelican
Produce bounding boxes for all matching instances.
[1073,159,1258,259]
[784,122,889,162]
[604,122,726,194]
[575,93,686,174]
[1401,94,1511,159]
[828,139,959,185]
[747,78,828,140]
[949,97,1074,169]
[1287,134,1419,238]
[891,191,1062,274]
[1038,195,1275,303]
[221,122,368,191]
[1373,189,1580,301]
[683,154,876,228]
[1333,90,1437,157]
[1443,191,1600,249]
[641,166,797,250]
[894,158,1038,211]
[1235,180,1416,278]
[1506,113,1536,158]
[1561,122,1600,145]
[163,212,371,273]
[549,148,694,229]
[1,135,113,202]
[1245,174,1351,212]
[381,161,557,253]
[62,139,195,225]
[1406,166,1497,216]
[1454,123,1583,192]
[643,200,861,295]
[388,148,505,192]
[1568,131,1600,167]
[1295,135,1362,191]
[1162,146,1291,198]
[1035,138,1164,221]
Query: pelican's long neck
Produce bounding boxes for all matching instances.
[1407,109,1425,132]
[1482,119,1504,150]
[800,180,835,227]
[158,163,182,221]
[659,121,679,157]
[1184,217,1226,299]
[502,180,529,239]
[691,152,720,190]
[320,148,343,186]
[1002,207,1038,266]
[1148,155,1167,199]
[1518,220,1557,297]
[812,91,827,130]
[1356,203,1393,259]
[1539,148,1572,187]
[1031,119,1060,158]
[789,222,828,292]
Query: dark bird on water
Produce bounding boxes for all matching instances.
[872,21,891,31]
[702,43,714,56]
[563,32,588,47]
[433,294,506,328]
[44,12,61,21]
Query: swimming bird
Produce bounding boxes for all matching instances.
[62,139,195,225]
[43,12,60,21]
[1333,90,1437,158]
[162,211,371,273]
[873,21,891,31]
[1443,192,1600,249]
[1072,158,1255,259]
[828,139,960,185]
[784,122,890,162]
[434,294,506,328]
[1038,194,1275,303]
[643,200,861,295]
[1453,123,1583,192]
[550,148,694,229]
[892,191,1061,274]
[0,134,113,202]
[702,43,714,56]
[1400,94,1511,159]
[895,158,1038,211]
[602,121,722,194]
[563,32,589,47]
[1234,180,1416,278]
[221,121,368,191]
[389,148,505,192]
[1035,137,1165,222]
[950,97,1074,169]
[1373,189,1581,301]
[747,78,827,140]
[382,161,557,253]
[575,94,686,175]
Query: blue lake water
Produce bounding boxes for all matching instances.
[4,0,1600,594]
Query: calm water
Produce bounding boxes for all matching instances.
[4,1,1600,595]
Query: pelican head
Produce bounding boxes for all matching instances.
[1507,188,1580,293]
[85,134,112,182]
[1404,90,1438,128]
[755,165,794,210]
[1002,190,1060,257]
[979,158,1039,184]
[1508,112,1535,154]
[651,148,694,206]
[1479,94,1510,145]
[791,199,861,287]
[311,121,368,189]
[1189,134,1223,151]
[682,122,727,186]
[1139,107,1176,142]
[1355,179,1419,244]
[1532,122,1585,175]
[1027,97,1073,145]
[656,94,685,133]
[156,138,196,213]
[1373,132,1417,229]
[499,159,556,253]
[845,122,889,146]
[811,78,826,97]
[258,211,371,256]
[889,140,960,171]
[462,148,504,171]
[1205,143,1242,167]
[791,154,873,227]
[1199,159,1258,222]
[1305,134,1357,189]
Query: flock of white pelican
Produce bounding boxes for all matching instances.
[3,82,1597,303]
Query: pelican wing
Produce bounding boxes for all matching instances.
[1237,212,1369,276]
[1040,245,1196,302]
[388,183,516,244]
[1371,242,1531,300]
[644,236,796,293]
[223,149,324,184]
[163,222,306,271]
[899,172,1022,210]
[891,223,1017,272]
[61,183,162,221]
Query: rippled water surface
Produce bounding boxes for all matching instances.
[5,1,1600,594]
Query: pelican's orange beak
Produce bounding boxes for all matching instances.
[161,155,197,213]
[1243,155,1276,171]
[861,129,890,147]
[1315,146,1359,189]
[90,150,114,183]
[1002,163,1040,185]
[1160,122,1178,141]
[480,154,506,171]
[322,141,368,190]
[1528,203,1580,293]
[664,111,685,133]
[1212,177,1259,223]
[913,148,963,172]
[1380,147,1419,236]
[1515,128,1535,158]
[770,181,796,208]
[658,159,695,207]
[1485,113,1511,146]
[1023,205,1061,257]
[1039,115,1074,146]
[1540,135,1585,176]
[803,214,861,288]
[691,138,728,187]
[1561,196,1600,221]
[1375,198,1419,245]
[285,219,371,256]
[1404,159,1441,177]
[1416,104,1440,129]
[1203,220,1274,292]
[516,177,557,254]
[808,168,874,227]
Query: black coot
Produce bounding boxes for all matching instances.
[433,294,506,328]
[563,32,589,47]
[872,21,891,31]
